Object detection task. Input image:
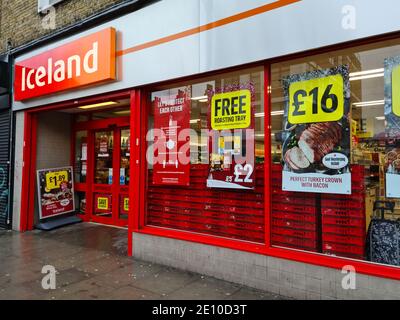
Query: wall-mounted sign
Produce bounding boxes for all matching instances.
[14,28,116,101]
[152,87,191,186]
[384,56,400,198]
[36,166,75,219]
[281,66,351,195]
[207,84,255,190]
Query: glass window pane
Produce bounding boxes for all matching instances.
[146,67,265,243]
[270,38,400,267]
[120,129,130,186]
[74,131,87,183]
[94,130,114,185]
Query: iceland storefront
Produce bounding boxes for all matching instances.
[10,0,400,299]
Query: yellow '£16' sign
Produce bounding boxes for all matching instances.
[288,74,344,124]
[392,65,400,117]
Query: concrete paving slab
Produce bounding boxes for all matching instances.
[0,223,285,300]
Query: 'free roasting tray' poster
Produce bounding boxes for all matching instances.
[281,66,351,195]
[384,56,400,198]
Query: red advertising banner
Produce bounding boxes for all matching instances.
[152,86,191,186]
[36,166,75,219]
[206,83,255,190]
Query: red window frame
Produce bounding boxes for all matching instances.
[134,64,400,281]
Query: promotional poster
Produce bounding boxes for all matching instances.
[152,86,191,186]
[281,66,351,194]
[36,166,75,219]
[384,56,400,198]
[206,83,255,190]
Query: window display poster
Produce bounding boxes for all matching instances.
[384,56,400,198]
[207,84,255,190]
[281,66,351,194]
[152,86,191,186]
[95,194,111,213]
[36,166,75,219]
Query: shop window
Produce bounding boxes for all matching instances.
[120,129,130,186]
[94,130,114,185]
[74,131,87,183]
[146,67,265,243]
[270,39,400,267]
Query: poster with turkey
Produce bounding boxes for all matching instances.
[384,56,400,198]
[281,66,351,195]
[206,83,255,190]
[152,86,191,186]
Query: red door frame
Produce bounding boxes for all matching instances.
[19,89,135,232]
[73,117,130,227]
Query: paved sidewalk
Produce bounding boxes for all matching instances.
[0,223,284,300]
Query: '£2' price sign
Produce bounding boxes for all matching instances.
[288,74,344,124]
[45,170,68,191]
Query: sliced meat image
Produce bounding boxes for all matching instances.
[284,147,310,170]
[298,122,342,163]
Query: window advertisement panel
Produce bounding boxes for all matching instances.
[281,66,352,195]
[152,86,191,186]
[36,166,75,219]
[146,67,265,243]
[206,84,255,190]
[384,56,400,198]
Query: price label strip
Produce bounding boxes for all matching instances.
[45,170,68,191]
[288,74,344,124]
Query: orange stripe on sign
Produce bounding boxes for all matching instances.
[117,0,301,56]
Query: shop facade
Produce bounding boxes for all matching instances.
[10,0,400,299]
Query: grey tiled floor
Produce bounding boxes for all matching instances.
[0,223,284,300]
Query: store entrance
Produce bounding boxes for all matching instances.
[73,102,131,228]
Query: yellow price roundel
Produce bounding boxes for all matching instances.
[97,197,109,210]
[211,90,251,130]
[123,198,129,211]
[288,74,344,124]
[392,65,400,117]
[45,170,68,190]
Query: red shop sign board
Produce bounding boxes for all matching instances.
[152,87,191,186]
[14,28,116,101]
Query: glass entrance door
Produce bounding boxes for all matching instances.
[90,126,130,227]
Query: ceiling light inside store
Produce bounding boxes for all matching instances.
[375,116,385,120]
[79,101,118,109]
[113,110,131,115]
[190,119,200,123]
[271,110,284,116]
[353,100,385,107]
[191,95,208,101]
[349,68,384,81]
